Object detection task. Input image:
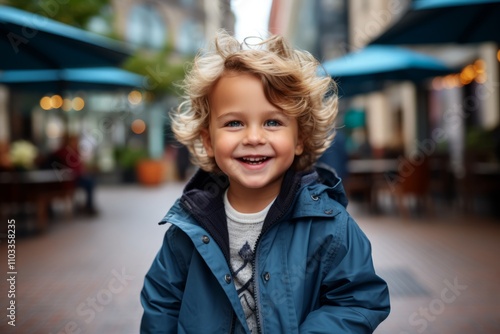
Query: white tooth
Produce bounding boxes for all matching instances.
[241,156,267,162]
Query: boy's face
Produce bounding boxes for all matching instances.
[202,72,303,199]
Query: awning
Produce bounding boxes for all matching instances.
[322,45,458,97]
[0,5,132,70]
[369,0,500,45]
[0,67,145,92]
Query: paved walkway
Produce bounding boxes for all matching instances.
[1,181,499,334]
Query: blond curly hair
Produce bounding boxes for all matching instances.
[171,30,338,172]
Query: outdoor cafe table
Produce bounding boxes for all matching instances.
[344,159,399,210]
[347,159,399,174]
[0,169,75,232]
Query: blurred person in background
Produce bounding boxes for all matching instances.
[45,134,98,215]
[140,30,389,334]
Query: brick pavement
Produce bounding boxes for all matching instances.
[0,181,499,334]
[350,204,500,334]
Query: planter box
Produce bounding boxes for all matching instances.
[136,159,166,186]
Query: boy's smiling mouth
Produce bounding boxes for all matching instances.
[237,156,270,165]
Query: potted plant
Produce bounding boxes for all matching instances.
[114,146,148,183]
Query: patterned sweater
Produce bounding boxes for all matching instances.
[224,190,274,333]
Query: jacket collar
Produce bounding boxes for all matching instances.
[162,164,348,261]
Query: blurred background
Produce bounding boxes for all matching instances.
[0,0,499,333]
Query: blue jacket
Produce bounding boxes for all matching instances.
[140,166,390,333]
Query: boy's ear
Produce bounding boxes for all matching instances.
[201,129,214,157]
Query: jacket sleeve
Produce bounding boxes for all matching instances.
[140,225,192,334]
[299,216,390,333]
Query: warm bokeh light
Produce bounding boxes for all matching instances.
[497,49,500,62]
[62,98,73,112]
[434,58,488,90]
[40,96,52,110]
[131,119,146,134]
[128,90,143,105]
[72,97,85,111]
[40,95,84,111]
[50,95,63,109]
[460,65,476,84]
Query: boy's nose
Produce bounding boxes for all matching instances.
[243,126,266,145]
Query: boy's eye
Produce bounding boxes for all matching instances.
[224,120,243,127]
[265,119,282,127]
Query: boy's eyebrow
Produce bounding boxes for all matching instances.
[215,111,242,120]
[215,110,287,120]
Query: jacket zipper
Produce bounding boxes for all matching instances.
[251,209,286,334]
[252,244,263,334]
[251,176,302,334]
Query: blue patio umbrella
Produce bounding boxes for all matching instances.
[0,67,145,91]
[322,45,458,97]
[369,0,500,45]
[0,5,132,69]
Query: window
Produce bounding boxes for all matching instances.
[177,19,204,55]
[127,4,167,49]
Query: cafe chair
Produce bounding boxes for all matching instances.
[374,156,431,218]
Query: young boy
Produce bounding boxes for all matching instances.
[140,30,390,333]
